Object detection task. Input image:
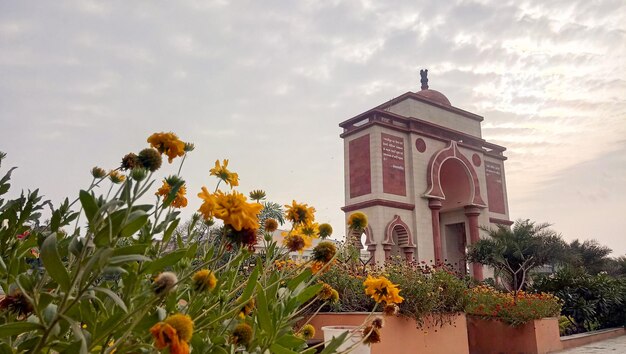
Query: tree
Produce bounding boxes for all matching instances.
[567,239,613,275]
[466,219,567,296]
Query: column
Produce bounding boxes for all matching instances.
[428,198,443,263]
[367,244,377,265]
[403,248,415,263]
[465,206,484,281]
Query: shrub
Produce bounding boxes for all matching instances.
[465,285,561,326]
[532,267,626,333]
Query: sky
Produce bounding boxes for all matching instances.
[1,0,625,255]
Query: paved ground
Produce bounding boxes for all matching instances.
[557,335,626,353]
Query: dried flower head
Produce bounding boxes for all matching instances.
[299,324,315,340]
[264,218,278,233]
[372,317,384,329]
[231,323,253,346]
[91,166,107,179]
[318,223,333,238]
[362,325,381,344]
[348,212,368,231]
[227,227,258,248]
[192,269,217,292]
[183,142,195,152]
[249,189,266,202]
[383,303,400,316]
[153,272,178,295]
[312,241,336,263]
[121,153,140,170]
[284,234,306,253]
[138,148,163,172]
[108,170,126,184]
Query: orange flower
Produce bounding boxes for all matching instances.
[147,132,186,163]
[150,323,190,354]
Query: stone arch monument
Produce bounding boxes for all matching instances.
[340,70,512,280]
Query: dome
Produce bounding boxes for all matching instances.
[416,89,451,106]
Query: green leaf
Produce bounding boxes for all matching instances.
[40,233,71,292]
[142,249,187,274]
[161,219,180,246]
[0,322,44,337]
[93,287,128,313]
[108,254,151,265]
[240,264,260,301]
[255,284,273,335]
[276,334,306,349]
[287,268,312,291]
[79,190,98,223]
[269,343,298,354]
[120,211,148,237]
[112,244,149,256]
[319,331,349,354]
[296,283,323,305]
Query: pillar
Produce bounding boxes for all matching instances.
[428,198,443,263]
[465,206,483,281]
[403,248,415,263]
[367,244,377,265]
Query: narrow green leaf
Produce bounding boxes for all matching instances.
[269,343,298,354]
[93,287,128,313]
[111,244,149,256]
[141,249,187,274]
[0,322,44,337]
[255,284,273,334]
[240,264,260,301]
[319,332,349,354]
[40,233,71,291]
[276,334,306,348]
[79,190,98,223]
[161,219,180,245]
[108,254,151,265]
[296,283,323,305]
[120,211,148,237]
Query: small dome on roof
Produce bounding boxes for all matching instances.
[417,69,451,105]
[416,89,451,105]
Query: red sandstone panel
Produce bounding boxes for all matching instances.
[485,161,506,214]
[349,135,371,198]
[381,133,406,196]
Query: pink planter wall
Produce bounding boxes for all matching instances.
[307,312,469,354]
[466,316,561,354]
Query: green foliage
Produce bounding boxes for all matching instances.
[466,219,567,293]
[317,256,468,328]
[465,285,561,326]
[532,267,626,333]
[0,145,351,353]
[566,239,613,275]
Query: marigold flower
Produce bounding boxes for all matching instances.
[299,324,315,340]
[0,289,33,317]
[348,212,368,231]
[264,218,278,233]
[148,132,186,163]
[312,241,336,263]
[192,269,217,292]
[154,272,178,295]
[150,314,193,354]
[138,148,163,172]
[156,180,188,208]
[197,188,262,231]
[363,276,404,305]
[284,200,315,225]
[318,223,333,238]
[231,323,253,346]
[209,159,239,188]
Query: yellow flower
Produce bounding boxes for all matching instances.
[318,283,334,300]
[147,132,186,163]
[348,212,368,231]
[318,223,333,238]
[282,231,313,254]
[231,323,253,346]
[197,188,262,231]
[312,241,336,263]
[330,289,339,303]
[150,314,193,354]
[310,261,324,274]
[108,170,126,184]
[363,276,404,305]
[239,299,255,319]
[284,200,315,225]
[296,222,319,237]
[299,324,315,340]
[192,269,217,292]
[156,180,188,208]
[209,159,239,188]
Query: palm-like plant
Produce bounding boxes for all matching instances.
[466,219,567,297]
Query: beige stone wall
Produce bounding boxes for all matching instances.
[386,98,482,138]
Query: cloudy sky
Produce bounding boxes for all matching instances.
[1,0,625,255]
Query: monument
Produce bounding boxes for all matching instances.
[340,70,511,280]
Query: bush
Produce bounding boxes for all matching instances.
[465,285,561,326]
[317,256,468,327]
[532,267,626,333]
